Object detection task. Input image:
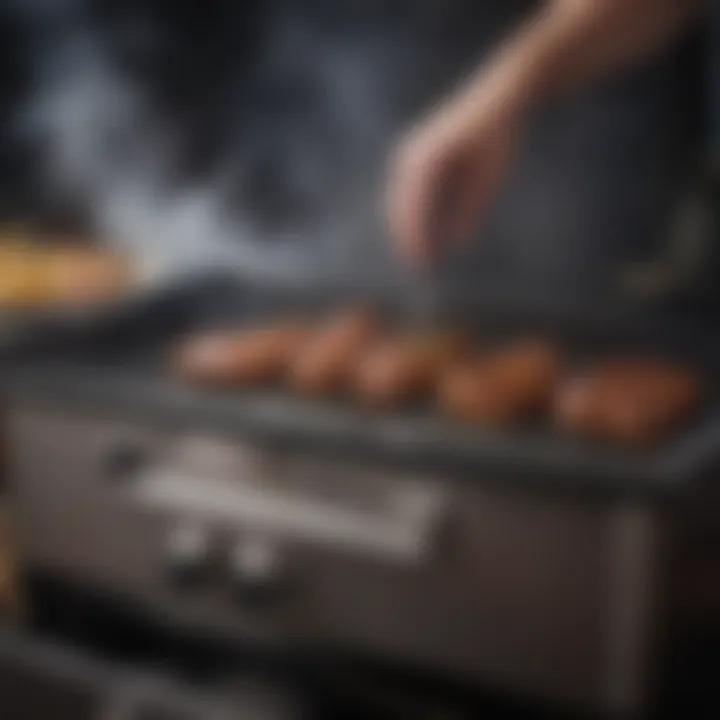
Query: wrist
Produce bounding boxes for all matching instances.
[484,7,573,112]
[451,10,563,131]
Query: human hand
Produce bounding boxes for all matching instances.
[387,89,523,268]
[386,0,700,269]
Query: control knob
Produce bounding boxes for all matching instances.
[165,522,213,587]
[230,536,284,607]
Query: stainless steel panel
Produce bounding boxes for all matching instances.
[5,403,661,716]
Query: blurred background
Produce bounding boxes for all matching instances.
[0,1,718,718]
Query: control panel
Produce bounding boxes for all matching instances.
[121,434,448,609]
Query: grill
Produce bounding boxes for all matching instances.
[0,629,305,720]
[2,272,720,719]
[0,2,715,717]
[3,272,720,493]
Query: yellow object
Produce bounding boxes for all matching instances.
[0,246,54,307]
[0,242,132,309]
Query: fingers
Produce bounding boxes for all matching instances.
[388,135,447,269]
[443,155,484,251]
[387,123,515,268]
[445,141,510,251]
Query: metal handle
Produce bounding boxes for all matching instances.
[130,470,446,566]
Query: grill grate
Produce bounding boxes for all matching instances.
[2,273,719,495]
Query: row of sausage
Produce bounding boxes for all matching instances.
[171,308,704,445]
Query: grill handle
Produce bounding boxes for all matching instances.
[129,470,447,566]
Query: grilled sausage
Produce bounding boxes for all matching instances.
[174,323,309,386]
[553,373,603,435]
[355,331,471,408]
[554,359,703,444]
[289,308,380,395]
[439,341,563,426]
[439,363,520,426]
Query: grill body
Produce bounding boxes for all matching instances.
[2,279,720,718]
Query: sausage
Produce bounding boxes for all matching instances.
[553,373,604,435]
[553,361,655,435]
[554,359,703,444]
[355,331,472,408]
[173,323,308,386]
[439,363,522,426]
[485,341,562,396]
[288,308,380,395]
[439,341,563,426]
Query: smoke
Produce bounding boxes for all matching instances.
[19,16,235,279]
[11,0,480,287]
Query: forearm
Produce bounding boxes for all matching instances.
[454,0,700,121]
